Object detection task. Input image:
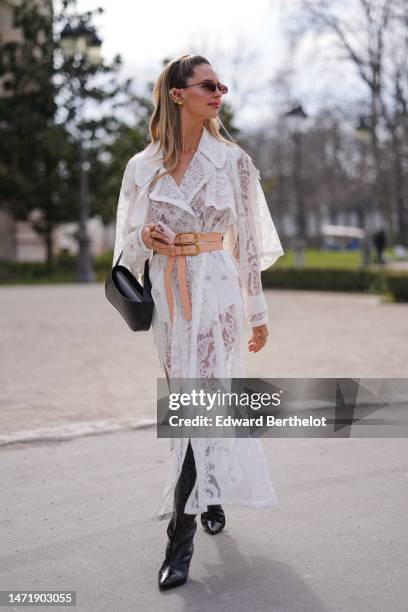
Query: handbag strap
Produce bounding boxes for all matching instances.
[114,249,152,295]
[143,257,152,293]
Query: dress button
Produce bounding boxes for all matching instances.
[205,275,212,281]
[221,274,228,280]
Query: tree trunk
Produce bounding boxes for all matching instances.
[45,225,53,269]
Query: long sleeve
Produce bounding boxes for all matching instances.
[112,156,153,280]
[232,150,284,328]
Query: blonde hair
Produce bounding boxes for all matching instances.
[148,54,237,189]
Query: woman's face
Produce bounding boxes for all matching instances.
[173,64,224,119]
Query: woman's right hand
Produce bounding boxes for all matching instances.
[141,223,156,249]
[141,223,171,253]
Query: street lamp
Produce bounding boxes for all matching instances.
[355,115,371,145]
[60,20,102,282]
[354,115,374,267]
[60,22,102,65]
[284,103,309,267]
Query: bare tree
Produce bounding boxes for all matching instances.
[284,0,408,244]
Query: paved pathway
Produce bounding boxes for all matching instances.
[1,283,407,610]
[1,429,406,611]
[0,284,407,443]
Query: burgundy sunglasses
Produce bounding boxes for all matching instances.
[179,80,228,94]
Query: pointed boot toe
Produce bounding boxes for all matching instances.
[158,517,197,590]
[200,504,225,535]
[202,518,224,535]
[158,561,189,590]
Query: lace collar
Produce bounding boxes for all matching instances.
[133,127,227,188]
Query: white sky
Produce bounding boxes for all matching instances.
[72,0,366,129]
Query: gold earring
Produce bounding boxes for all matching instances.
[169,89,184,105]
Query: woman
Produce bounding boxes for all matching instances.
[112,54,284,590]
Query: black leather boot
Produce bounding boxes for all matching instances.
[200,504,226,535]
[158,440,197,590]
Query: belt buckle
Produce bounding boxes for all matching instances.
[187,231,199,256]
[181,243,200,256]
[175,231,199,245]
[175,231,200,255]
[188,231,199,245]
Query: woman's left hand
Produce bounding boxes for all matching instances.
[248,324,268,353]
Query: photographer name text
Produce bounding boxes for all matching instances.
[167,415,327,428]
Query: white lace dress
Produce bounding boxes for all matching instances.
[112,127,284,520]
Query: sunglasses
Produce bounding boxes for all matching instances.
[180,80,228,94]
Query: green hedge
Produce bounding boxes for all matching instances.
[385,273,408,302]
[2,255,408,303]
[0,251,111,284]
[0,252,77,283]
[261,267,408,302]
[261,267,386,294]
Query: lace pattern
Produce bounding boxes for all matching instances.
[112,130,284,520]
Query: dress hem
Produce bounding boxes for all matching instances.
[150,497,279,522]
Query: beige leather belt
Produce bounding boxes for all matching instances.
[153,231,224,323]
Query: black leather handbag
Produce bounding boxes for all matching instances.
[105,251,154,331]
